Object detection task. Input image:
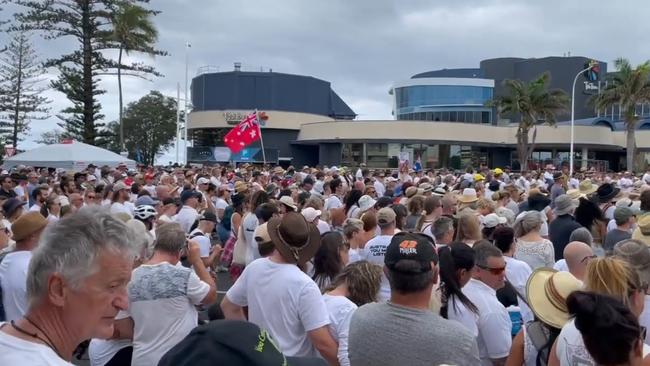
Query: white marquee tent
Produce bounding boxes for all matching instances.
[3,142,136,171]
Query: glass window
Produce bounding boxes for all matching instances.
[425,112,433,120]
[482,111,491,123]
[449,111,457,122]
[396,85,493,111]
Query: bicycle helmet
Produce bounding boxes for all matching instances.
[134,205,157,220]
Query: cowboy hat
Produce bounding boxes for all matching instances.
[526,268,582,329]
[596,183,622,203]
[267,212,320,266]
[457,188,479,203]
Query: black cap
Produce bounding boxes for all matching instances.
[199,212,217,223]
[162,197,178,206]
[384,232,437,273]
[180,190,201,203]
[158,320,326,366]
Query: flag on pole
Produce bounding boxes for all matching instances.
[223,112,261,153]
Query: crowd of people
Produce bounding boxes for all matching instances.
[0,161,650,365]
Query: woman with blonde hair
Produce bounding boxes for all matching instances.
[549,257,650,365]
[476,197,495,217]
[455,213,482,247]
[323,261,382,366]
[513,211,555,270]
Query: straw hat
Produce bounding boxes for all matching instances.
[578,179,597,195]
[566,189,585,202]
[457,188,479,203]
[632,215,650,246]
[526,269,582,329]
[278,196,297,211]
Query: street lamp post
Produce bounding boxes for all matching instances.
[184,42,191,165]
[570,65,595,177]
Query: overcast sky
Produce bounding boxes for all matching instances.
[2,0,650,162]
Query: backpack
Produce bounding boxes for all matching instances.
[526,321,551,365]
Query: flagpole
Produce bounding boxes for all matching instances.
[255,109,267,166]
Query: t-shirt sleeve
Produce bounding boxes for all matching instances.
[225,265,249,306]
[195,236,211,258]
[298,281,331,332]
[478,311,512,359]
[186,271,210,305]
[337,306,356,366]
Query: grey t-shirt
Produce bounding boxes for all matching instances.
[603,228,632,253]
[348,302,480,366]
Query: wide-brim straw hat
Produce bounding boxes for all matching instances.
[457,188,479,203]
[526,268,582,329]
[578,179,597,195]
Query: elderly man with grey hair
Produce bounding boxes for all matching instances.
[115,222,217,366]
[0,207,138,365]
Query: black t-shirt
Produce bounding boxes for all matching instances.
[0,189,17,199]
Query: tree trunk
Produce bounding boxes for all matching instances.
[118,46,124,151]
[12,37,23,149]
[81,1,95,144]
[516,125,530,172]
[627,123,636,172]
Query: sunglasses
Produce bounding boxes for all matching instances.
[477,263,507,275]
[87,195,96,199]
[580,255,597,264]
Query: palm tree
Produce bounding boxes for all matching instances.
[594,58,650,172]
[488,73,569,171]
[111,3,159,152]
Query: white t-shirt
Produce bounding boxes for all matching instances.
[110,202,133,218]
[226,258,330,357]
[324,195,342,211]
[323,294,357,366]
[189,228,211,259]
[374,180,385,197]
[175,206,199,233]
[126,262,210,366]
[316,220,331,234]
[504,256,534,323]
[462,279,512,365]
[554,259,569,272]
[556,318,650,365]
[447,295,479,337]
[143,184,156,197]
[242,212,259,265]
[0,251,32,321]
[358,234,393,302]
[0,324,73,365]
[638,295,650,344]
[88,338,131,366]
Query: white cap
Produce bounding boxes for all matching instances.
[197,177,210,185]
[301,207,322,223]
[482,213,507,228]
[87,174,97,181]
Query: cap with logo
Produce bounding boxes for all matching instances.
[158,320,326,366]
[384,232,438,273]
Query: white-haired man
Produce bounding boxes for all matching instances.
[0,207,138,364]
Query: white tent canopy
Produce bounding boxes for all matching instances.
[3,142,136,171]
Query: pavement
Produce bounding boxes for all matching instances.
[73,271,235,365]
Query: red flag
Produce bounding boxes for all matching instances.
[223,112,261,153]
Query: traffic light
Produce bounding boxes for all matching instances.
[583,60,599,82]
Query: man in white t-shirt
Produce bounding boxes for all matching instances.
[460,242,512,365]
[0,212,48,321]
[553,241,594,281]
[0,207,138,366]
[324,179,343,211]
[373,172,386,198]
[356,207,396,302]
[212,187,230,222]
[116,223,217,366]
[175,190,202,233]
[221,212,338,364]
[189,212,222,269]
[28,186,47,213]
[110,182,133,218]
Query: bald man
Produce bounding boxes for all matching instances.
[553,241,594,281]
